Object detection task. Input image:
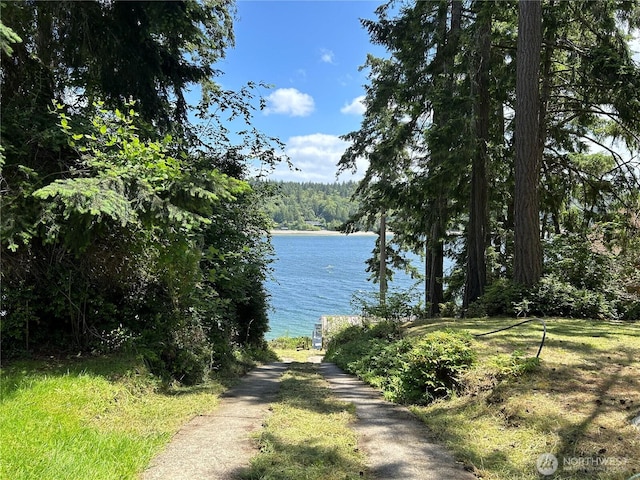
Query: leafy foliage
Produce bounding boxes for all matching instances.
[471,234,639,320]
[0,1,281,383]
[341,0,640,318]
[326,323,476,405]
[350,288,421,322]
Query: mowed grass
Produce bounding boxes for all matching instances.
[270,347,325,363]
[0,354,225,480]
[240,361,368,480]
[404,318,640,480]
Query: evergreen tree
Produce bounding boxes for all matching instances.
[0,1,282,377]
[342,0,640,316]
[514,0,544,286]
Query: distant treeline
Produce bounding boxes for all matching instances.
[260,181,360,231]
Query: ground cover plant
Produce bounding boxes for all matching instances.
[240,362,368,480]
[0,354,230,480]
[326,318,640,479]
[325,321,477,404]
[268,336,312,350]
[268,336,325,363]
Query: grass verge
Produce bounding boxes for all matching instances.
[240,361,368,480]
[327,317,640,480]
[0,354,225,480]
[268,336,324,363]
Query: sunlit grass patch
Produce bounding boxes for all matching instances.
[0,354,224,480]
[240,362,367,480]
[406,318,640,479]
[271,347,325,363]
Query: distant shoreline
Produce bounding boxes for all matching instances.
[269,229,377,236]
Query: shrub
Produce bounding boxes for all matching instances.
[478,278,526,316]
[532,274,619,319]
[439,301,459,318]
[326,325,476,405]
[543,234,615,291]
[464,301,488,319]
[620,296,640,320]
[368,320,402,340]
[350,288,420,321]
[395,331,476,404]
[269,336,312,350]
[352,338,414,398]
[163,318,213,386]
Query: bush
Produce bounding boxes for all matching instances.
[475,272,625,320]
[350,289,420,321]
[543,234,615,291]
[478,278,526,316]
[396,331,476,404]
[162,318,213,386]
[326,324,476,405]
[357,338,414,399]
[368,320,402,340]
[269,336,312,350]
[439,301,459,318]
[532,274,619,319]
[464,301,488,319]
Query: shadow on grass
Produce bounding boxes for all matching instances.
[409,321,640,479]
[276,362,356,416]
[0,353,228,403]
[234,431,367,480]
[231,361,368,480]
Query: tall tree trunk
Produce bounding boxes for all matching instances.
[426,220,445,316]
[514,0,543,286]
[424,0,462,316]
[464,2,491,309]
[379,210,387,305]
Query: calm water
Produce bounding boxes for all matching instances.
[265,234,425,339]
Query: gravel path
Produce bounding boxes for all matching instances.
[142,358,477,479]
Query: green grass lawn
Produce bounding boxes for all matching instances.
[404,318,640,480]
[0,354,225,480]
[3,321,638,480]
[239,361,368,480]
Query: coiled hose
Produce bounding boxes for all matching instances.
[473,317,547,358]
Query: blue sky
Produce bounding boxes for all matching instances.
[215,1,385,183]
[210,2,640,184]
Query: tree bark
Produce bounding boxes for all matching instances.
[514,0,543,286]
[426,219,445,316]
[379,210,387,305]
[423,0,462,316]
[464,2,491,309]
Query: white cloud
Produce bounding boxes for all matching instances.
[320,48,336,64]
[264,133,367,183]
[264,88,315,117]
[340,95,366,115]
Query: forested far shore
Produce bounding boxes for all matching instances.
[259,181,360,231]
